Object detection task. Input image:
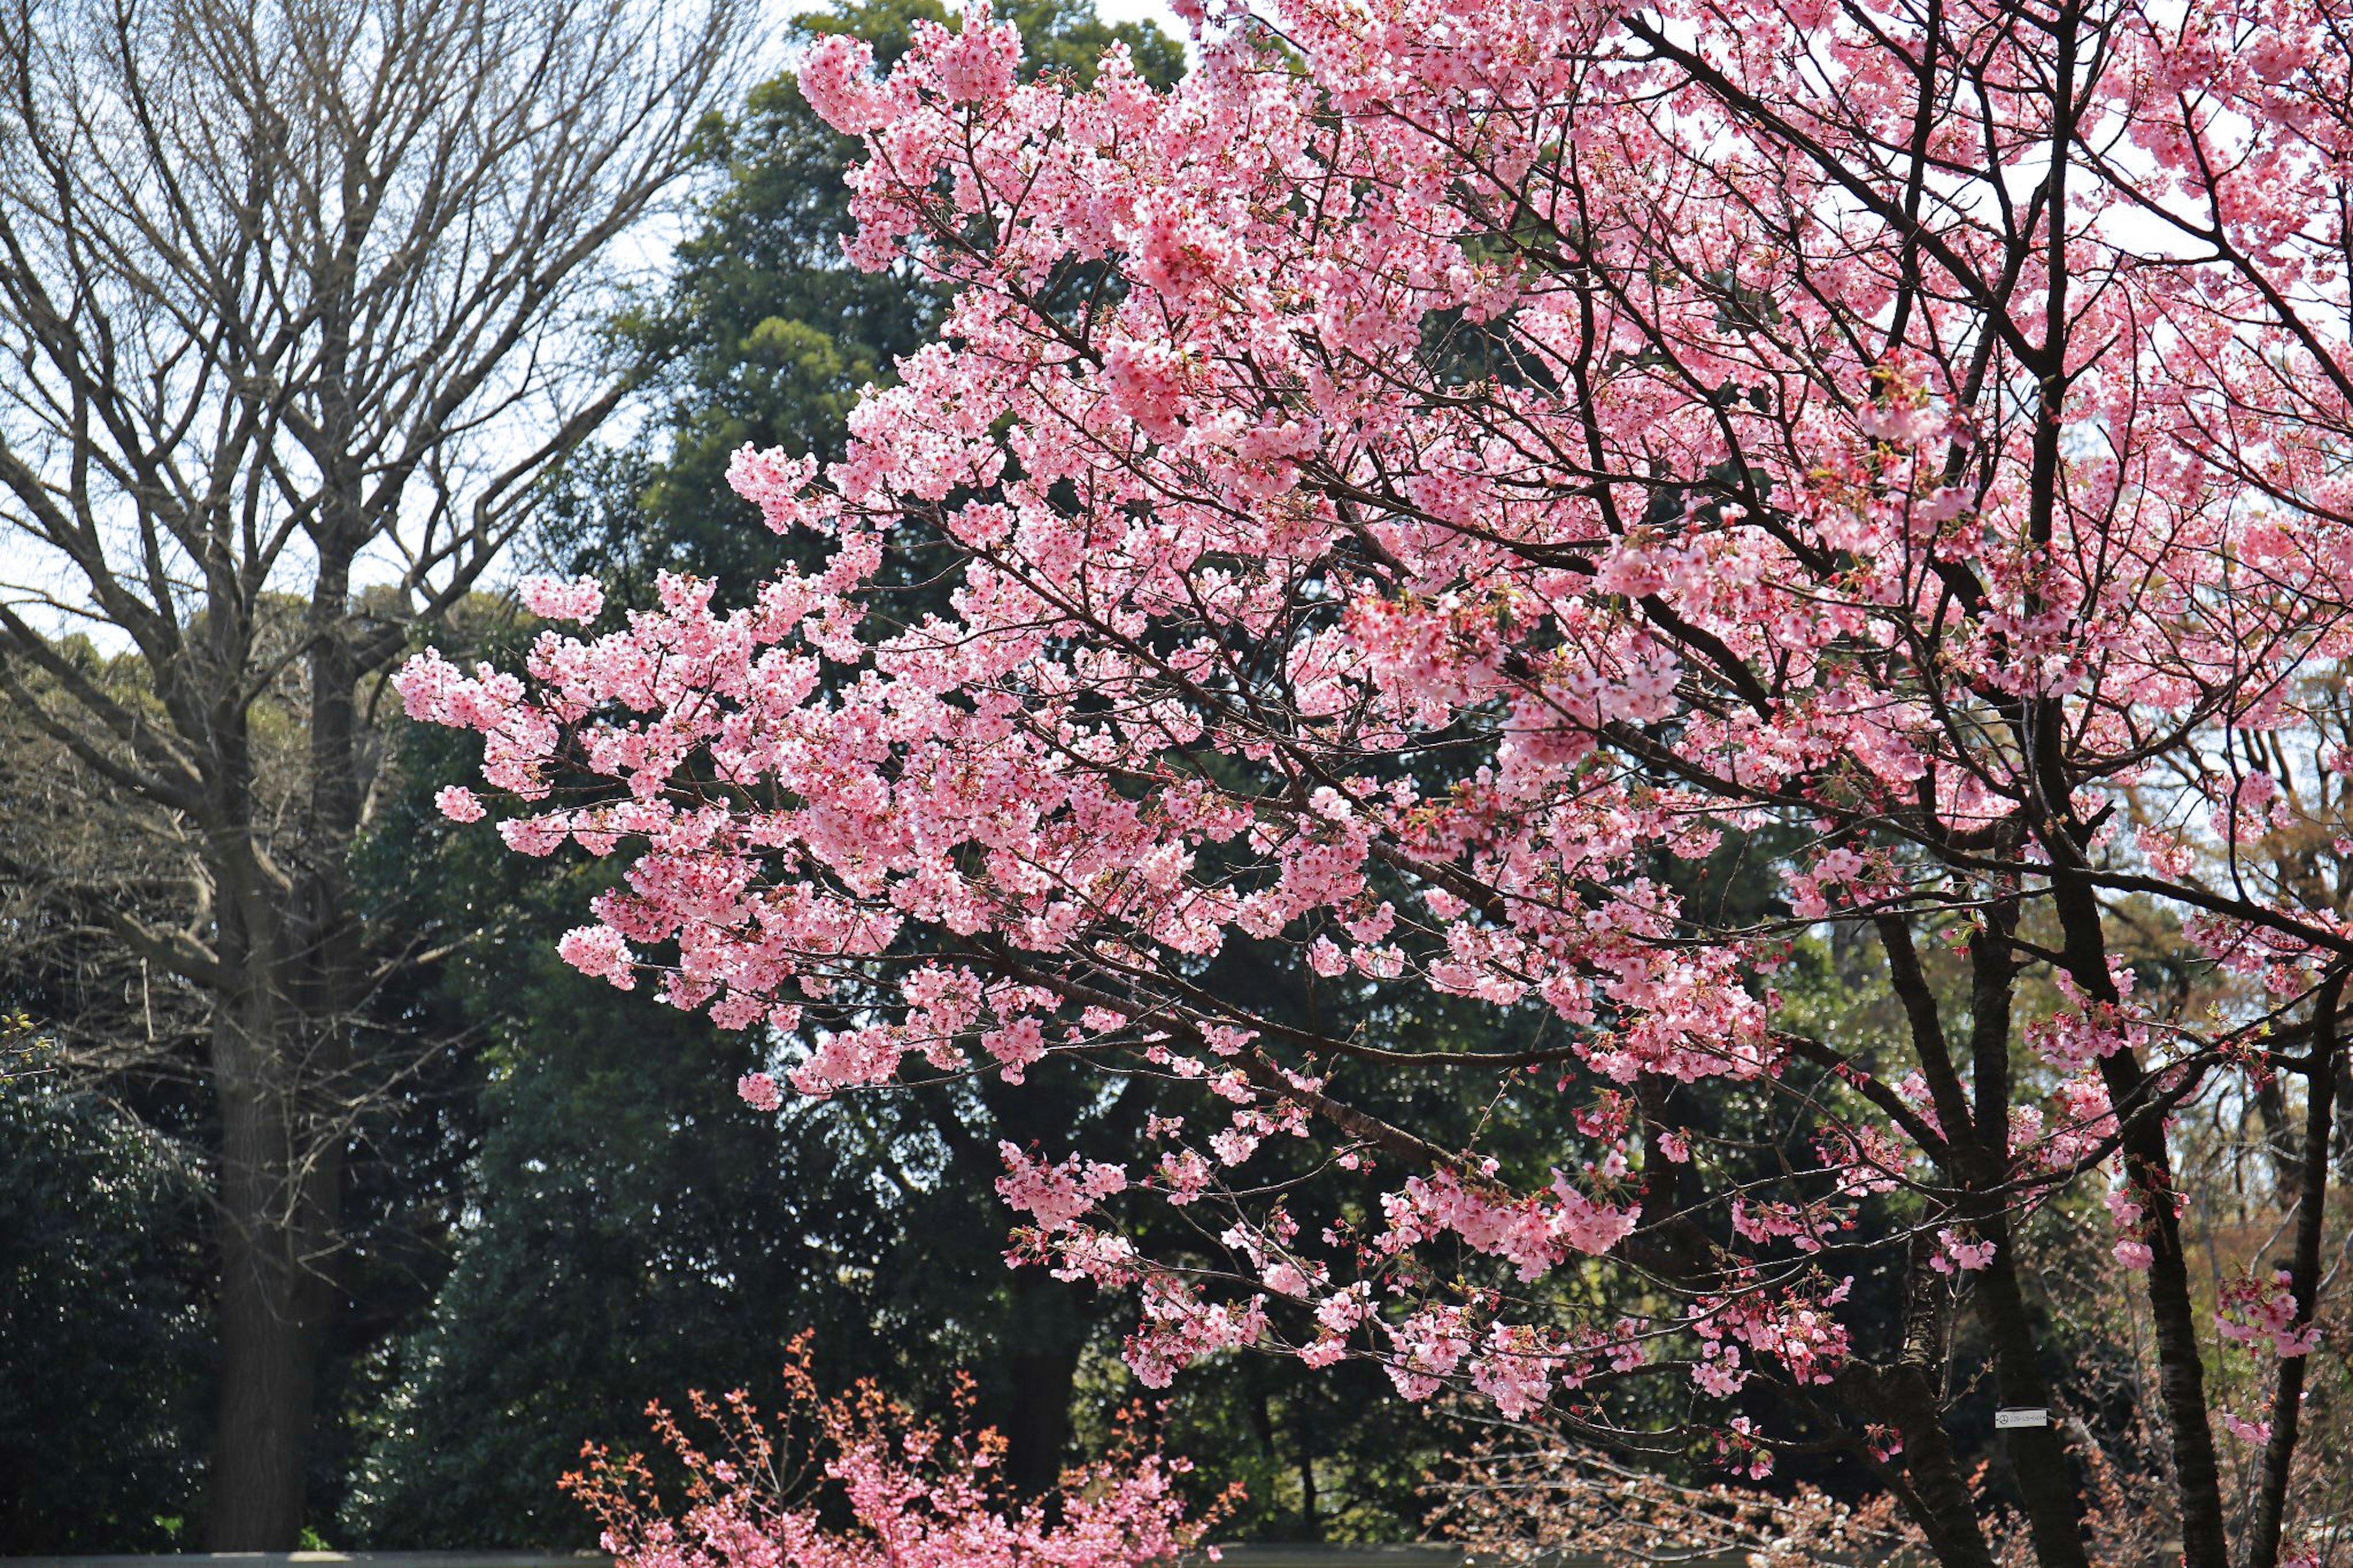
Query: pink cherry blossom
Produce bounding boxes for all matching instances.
[434,785,487,823]
[520,574,606,623]
[403,0,2353,1554]
[567,1335,1228,1568]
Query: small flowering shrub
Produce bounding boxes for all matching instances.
[562,1337,1235,1568]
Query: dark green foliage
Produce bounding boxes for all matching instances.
[0,1070,211,1550]
[337,955,903,1543]
[335,687,898,1545]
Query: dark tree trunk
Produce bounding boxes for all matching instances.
[1839,1355,1997,1568]
[1822,1230,1997,1568]
[202,570,365,1550]
[2247,974,2345,1568]
[1971,1239,2091,1568]
[1960,919,2090,1568]
[1292,1400,1320,1539]
[2048,874,2227,1568]
[206,991,344,1549]
[1895,1395,2000,1568]
[1878,909,2090,1568]
[996,1268,1086,1497]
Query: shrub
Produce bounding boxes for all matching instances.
[565,1336,1237,1568]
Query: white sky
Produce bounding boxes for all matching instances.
[1092,0,1184,32]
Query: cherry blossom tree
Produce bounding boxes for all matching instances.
[403,0,2353,1562]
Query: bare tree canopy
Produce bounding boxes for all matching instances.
[0,0,750,1544]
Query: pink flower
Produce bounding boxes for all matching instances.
[998,1143,1127,1232]
[797,32,894,134]
[1935,1227,1996,1273]
[982,1017,1048,1082]
[556,925,636,990]
[2218,1270,2321,1357]
[2220,1411,2273,1445]
[1692,1340,1747,1397]
[518,574,604,623]
[930,1,1019,104]
[434,785,487,822]
[572,1335,1214,1568]
[1101,338,1189,441]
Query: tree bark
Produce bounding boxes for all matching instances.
[1972,1237,2091,1568]
[1841,1239,1997,1568]
[207,985,344,1549]
[1880,911,2090,1568]
[2048,873,2227,1568]
[2246,973,2344,1568]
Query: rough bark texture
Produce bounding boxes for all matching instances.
[1879,911,2090,1568]
[1840,1235,1997,1568]
[2050,873,2226,1568]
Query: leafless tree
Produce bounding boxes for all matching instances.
[0,0,751,1542]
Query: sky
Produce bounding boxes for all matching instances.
[1092,0,1185,32]
[0,0,1193,656]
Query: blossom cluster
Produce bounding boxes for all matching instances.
[2217,1271,2322,1360]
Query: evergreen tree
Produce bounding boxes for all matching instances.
[0,1028,211,1550]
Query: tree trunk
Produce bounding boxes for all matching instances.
[203,711,358,1551]
[1961,922,2090,1568]
[2247,974,2344,1568]
[996,1267,1086,1498]
[206,990,344,1549]
[1292,1399,1320,1539]
[200,490,369,1547]
[1882,907,2090,1568]
[1971,1238,2091,1568]
[1850,1366,1998,1568]
[2049,874,2227,1568]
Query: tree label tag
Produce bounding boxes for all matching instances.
[1995,1407,2050,1430]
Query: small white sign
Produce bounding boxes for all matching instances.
[1995,1407,2050,1430]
